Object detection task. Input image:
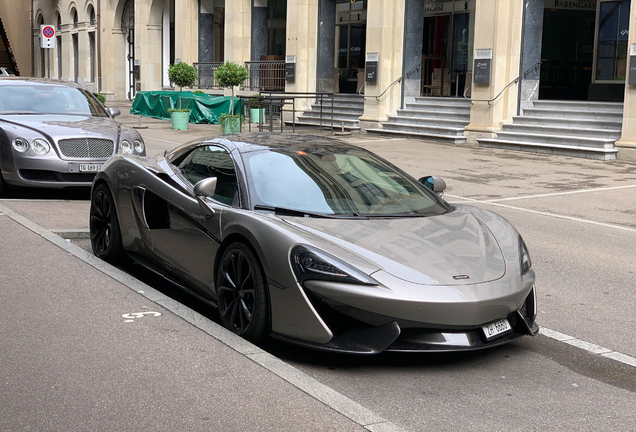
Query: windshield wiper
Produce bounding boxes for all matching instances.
[253,204,364,219]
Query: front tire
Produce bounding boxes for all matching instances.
[216,243,269,343]
[90,183,125,264]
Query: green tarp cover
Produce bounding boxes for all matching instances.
[130,91,243,124]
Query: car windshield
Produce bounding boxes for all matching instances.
[244,147,451,217]
[0,84,108,117]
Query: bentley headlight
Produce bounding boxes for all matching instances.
[31,138,51,155]
[133,139,145,154]
[520,236,532,275]
[120,140,133,154]
[12,137,29,152]
[291,245,377,286]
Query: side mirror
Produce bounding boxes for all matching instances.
[193,177,218,218]
[108,107,121,118]
[418,176,446,198]
[194,177,218,198]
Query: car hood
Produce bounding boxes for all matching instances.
[282,207,506,286]
[0,114,120,140]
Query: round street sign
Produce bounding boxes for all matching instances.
[42,26,55,38]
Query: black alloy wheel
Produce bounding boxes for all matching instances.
[216,243,269,343]
[90,183,125,264]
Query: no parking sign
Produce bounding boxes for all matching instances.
[40,25,56,49]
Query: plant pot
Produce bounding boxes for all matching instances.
[221,116,241,134]
[250,108,265,123]
[170,111,190,130]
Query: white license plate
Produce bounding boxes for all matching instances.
[482,318,512,340]
[79,164,102,172]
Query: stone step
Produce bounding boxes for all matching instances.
[293,117,360,130]
[414,97,472,107]
[510,115,622,131]
[366,128,467,144]
[478,138,618,161]
[311,101,365,109]
[522,108,623,121]
[302,110,362,121]
[386,115,469,128]
[396,108,470,121]
[531,100,623,113]
[502,123,622,140]
[404,102,471,113]
[309,104,364,114]
[381,122,465,137]
[494,131,615,149]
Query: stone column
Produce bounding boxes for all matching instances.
[76,21,89,87]
[316,0,335,93]
[285,0,319,110]
[225,0,251,63]
[358,0,405,131]
[464,0,523,145]
[518,0,543,113]
[200,0,215,63]
[614,0,636,162]
[402,0,424,105]
[60,23,74,82]
[251,0,267,61]
[175,0,198,65]
[136,0,163,92]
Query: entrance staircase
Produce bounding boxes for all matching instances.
[291,94,364,131]
[477,100,622,161]
[366,97,471,144]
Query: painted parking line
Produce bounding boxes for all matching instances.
[0,202,406,432]
[447,194,636,234]
[479,184,636,203]
[540,328,636,367]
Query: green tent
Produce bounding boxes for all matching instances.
[130,91,243,124]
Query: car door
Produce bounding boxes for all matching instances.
[147,145,241,299]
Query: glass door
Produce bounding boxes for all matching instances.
[335,0,366,93]
[594,0,631,83]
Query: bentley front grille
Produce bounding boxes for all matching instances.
[57,138,115,159]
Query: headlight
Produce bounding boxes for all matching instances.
[291,245,378,286]
[31,138,51,155]
[133,139,145,154]
[520,236,532,275]
[120,140,133,154]
[12,137,29,152]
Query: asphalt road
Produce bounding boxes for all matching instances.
[2,109,635,431]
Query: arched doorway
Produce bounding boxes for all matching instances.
[121,0,135,100]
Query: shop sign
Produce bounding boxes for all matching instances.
[544,0,597,11]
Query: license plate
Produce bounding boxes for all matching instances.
[482,318,512,340]
[79,164,102,172]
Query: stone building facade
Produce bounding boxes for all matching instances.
[18,0,636,160]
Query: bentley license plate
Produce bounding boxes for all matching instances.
[482,318,511,340]
[79,164,102,172]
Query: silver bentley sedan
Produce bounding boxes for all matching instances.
[90,133,538,354]
[0,78,145,196]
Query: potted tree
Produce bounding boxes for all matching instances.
[167,62,198,130]
[248,94,267,124]
[215,61,248,134]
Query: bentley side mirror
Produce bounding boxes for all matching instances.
[108,107,121,118]
[418,176,446,198]
[193,177,218,218]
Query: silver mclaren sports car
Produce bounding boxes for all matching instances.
[90,133,538,353]
[0,78,145,196]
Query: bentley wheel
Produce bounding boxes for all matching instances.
[90,183,125,264]
[216,243,269,343]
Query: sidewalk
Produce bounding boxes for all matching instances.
[0,202,403,431]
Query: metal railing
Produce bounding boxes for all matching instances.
[242,92,337,134]
[358,64,422,100]
[193,62,224,89]
[243,61,286,92]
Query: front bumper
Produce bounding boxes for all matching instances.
[1,151,107,189]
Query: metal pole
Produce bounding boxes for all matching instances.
[292,98,296,134]
[331,95,334,135]
[269,99,273,132]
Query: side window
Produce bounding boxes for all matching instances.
[177,146,239,206]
